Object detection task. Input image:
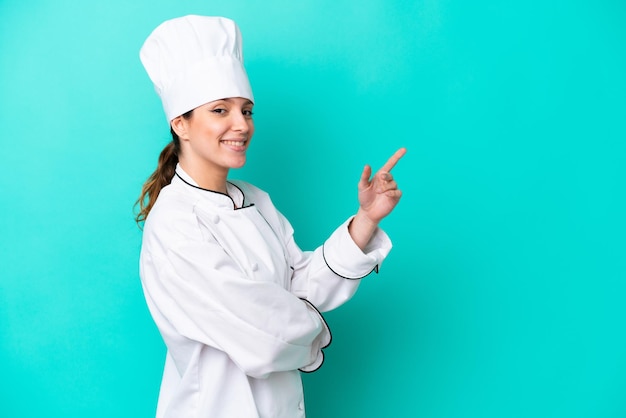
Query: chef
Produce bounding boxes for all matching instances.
[136,15,406,418]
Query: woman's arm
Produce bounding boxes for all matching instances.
[288,149,405,311]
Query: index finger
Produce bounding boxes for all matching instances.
[380,147,407,173]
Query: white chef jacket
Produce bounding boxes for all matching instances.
[139,165,392,418]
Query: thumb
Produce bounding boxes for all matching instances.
[358,164,372,191]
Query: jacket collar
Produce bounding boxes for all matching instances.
[172,163,245,210]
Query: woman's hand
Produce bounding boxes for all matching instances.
[348,148,406,250]
[357,147,406,223]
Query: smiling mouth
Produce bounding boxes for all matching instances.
[221,139,247,147]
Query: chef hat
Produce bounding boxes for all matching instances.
[140,15,254,123]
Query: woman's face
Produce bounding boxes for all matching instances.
[175,97,255,177]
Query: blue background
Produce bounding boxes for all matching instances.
[1,1,625,417]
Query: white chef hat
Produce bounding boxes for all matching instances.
[140,15,254,123]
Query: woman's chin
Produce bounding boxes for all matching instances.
[228,158,247,169]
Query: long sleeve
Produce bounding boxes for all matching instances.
[282,214,393,312]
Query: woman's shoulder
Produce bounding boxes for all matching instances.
[143,185,203,241]
[152,183,198,214]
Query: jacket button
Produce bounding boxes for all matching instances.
[212,215,220,224]
[298,400,304,411]
[251,262,258,272]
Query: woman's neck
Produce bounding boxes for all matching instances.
[178,159,229,194]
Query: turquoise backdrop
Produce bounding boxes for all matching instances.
[1,1,625,417]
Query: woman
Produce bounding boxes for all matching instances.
[137,15,405,418]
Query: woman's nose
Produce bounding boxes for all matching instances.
[231,111,250,133]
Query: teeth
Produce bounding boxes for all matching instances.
[222,140,246,146]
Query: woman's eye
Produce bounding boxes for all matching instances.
[211,108,227,114]
[243,110,254,117]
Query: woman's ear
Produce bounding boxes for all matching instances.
[171,115,190,141]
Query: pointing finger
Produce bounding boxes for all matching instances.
[380,147,407,173]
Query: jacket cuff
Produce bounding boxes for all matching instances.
[322,216,392,280]
[298,299,331,373]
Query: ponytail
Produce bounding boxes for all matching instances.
[134,137,178,225]
[135,110,192,226]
